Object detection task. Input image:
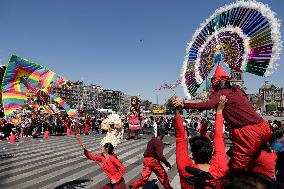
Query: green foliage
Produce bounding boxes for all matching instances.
[164,98,174,114]
[265,103,277,112]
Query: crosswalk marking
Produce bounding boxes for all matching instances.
[83,141,156,189]
[170,174,181,189]
[0,135,182,189]
[4,139,149,189]
[39,139,149,189]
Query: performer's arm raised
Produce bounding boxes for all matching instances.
[174,108,198,178]
[210,95,229,176]
[83,148,104,162]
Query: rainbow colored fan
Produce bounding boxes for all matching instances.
[2,55,77,119]
[181,0,282,99]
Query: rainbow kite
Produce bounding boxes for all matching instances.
[2,55,77,119]
[50,94,77,119]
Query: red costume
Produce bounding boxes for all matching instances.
[175,113,228,189]
[183,64,271,171]
[9,133,16,144]
[84,118,89,135]
[43,130,49,139]
[126,96,141,140]
[130,137,172,189]
[84,149,126,189]
[248,150,277,179]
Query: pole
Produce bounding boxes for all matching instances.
[38,94,84,146]
[157,95,159,105]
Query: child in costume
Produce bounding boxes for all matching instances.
[100,114,123,147]
[126,96,141,140]
[172,64,272,171]
[83,143,126,189]
[174,95,228,188]
[129,128,173,189]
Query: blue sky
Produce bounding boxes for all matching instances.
[0,0,283,104]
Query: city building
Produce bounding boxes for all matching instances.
[50,81,84,109]
[247,94,264,111]
[50,81,131,114]
[259,81,283,110]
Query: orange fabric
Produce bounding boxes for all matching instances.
[9,134,16,144]
[229,120,272,171]
[249,150,277,179]
[43,131,49,139]
[84,149,125,181]
[130,157,172,189]
[211,63,229,80]
[175,114,228,189]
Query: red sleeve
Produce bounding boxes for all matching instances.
[209,114,228,178]
[84,149,104,162]
[184,93,220,110]
[109,156,125,181]
[175,115,198,178]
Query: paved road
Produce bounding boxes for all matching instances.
[0,134,181,189]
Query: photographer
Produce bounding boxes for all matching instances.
[174,96,228,189]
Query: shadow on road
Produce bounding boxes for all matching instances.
[142,179,159,189]
[0,151,14,186]
[0,153,14,160]
[54,179,92,189]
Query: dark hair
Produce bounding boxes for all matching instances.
[219,171,282,189]
[212,80,232,91]
[189,136,213,164]
[103,143,114,155]
[270,127,284,144]
[157,127,166,136]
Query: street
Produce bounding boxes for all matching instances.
[0,134,180,189]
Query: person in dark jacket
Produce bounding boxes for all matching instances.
[129,128,173,189]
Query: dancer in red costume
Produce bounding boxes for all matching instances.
[83,143,126,189]
[129,128,173,189]
[174,95,228,189]
[172,64,272,171]
[84,116,90,135]
[126,96,141,140]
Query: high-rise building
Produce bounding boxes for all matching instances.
[50,81,131,113]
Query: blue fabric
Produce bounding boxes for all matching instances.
[272,139,284,152]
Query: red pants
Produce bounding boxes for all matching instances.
[100,178,126,189]
[130,157,172,189]
[229,120,272,171]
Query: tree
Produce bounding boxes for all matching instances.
[164,98,174,114]
[265,103,277,112]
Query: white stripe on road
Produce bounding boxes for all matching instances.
[0,137,123,178]
[0,136,96,165]
[83,142,152,189]
[0,137,100,171]
[40,139,149,189]
[170,174,181,189]
[6,139,149,189]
